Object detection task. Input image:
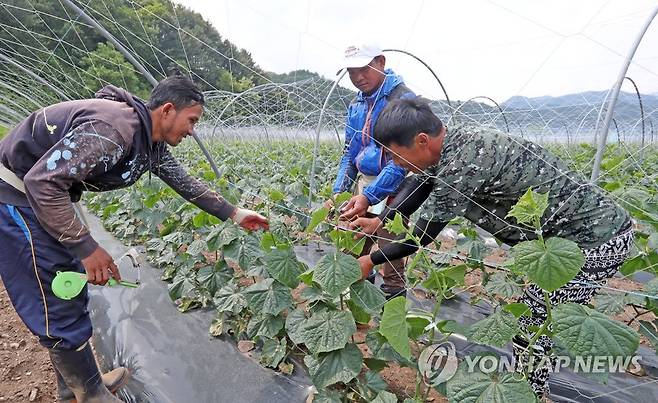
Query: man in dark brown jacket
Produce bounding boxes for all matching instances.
[0,75,267,402]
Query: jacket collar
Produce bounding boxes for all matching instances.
[355,68,403,103]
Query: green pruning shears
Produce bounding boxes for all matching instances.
[52,249,141,300]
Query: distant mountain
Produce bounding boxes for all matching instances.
[259,69,658,140]
[496,91,658,139]
[502,91,658,111]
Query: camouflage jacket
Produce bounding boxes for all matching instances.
[418,124,630,249]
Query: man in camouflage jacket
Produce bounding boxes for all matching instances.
[352,97,633,398]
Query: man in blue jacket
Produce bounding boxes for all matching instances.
[329,43,414,299]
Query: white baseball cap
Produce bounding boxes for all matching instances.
[337,43,384,74]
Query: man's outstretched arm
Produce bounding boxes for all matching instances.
[151,145,267,230]
[359,218,447,278]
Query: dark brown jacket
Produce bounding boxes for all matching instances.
[0,86,234,258]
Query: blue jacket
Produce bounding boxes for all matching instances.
[332,69,415,204]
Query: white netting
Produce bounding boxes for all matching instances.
[1,0,658,400]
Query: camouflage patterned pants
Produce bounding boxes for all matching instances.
[512,222,634,398]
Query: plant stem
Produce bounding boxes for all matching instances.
[628,304,651,325]
[424,377,433,401]
[408,250,424,272]
[522,291,553,366]
[543,291,553,323]
[420,294,444,401]
[428,294,443,346]
[415,370,422,400]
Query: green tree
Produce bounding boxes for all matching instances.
[79,42,151,99]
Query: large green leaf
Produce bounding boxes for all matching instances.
[300,286,328,304]
[307,207,329,232]
[197,260,233,296]
[260,231,280,251]
[350,280,386,314]
[362,371,388,392]
[168,274,196,300]
[313,252,362,298]
[365,331,409,365]
[186,239,207,256]
[468,311,519,347]
[346,299,371,324]
[247,313,284,339]
[502,303,531,318]
[243,278,293,316]
[300,309,357,354]
[422,264,466,292]
[440,320,472,336]
[512,237,584,292]
[298,268,314,286]
[246,263,268,278]
[192,211,209,228]
[223,234,264,269]
[406,312,432,340]
[553,303,639,359]
[145,237,167,254]
[379,297,410,359]
[592,292,629,316]
[304,343,363,388]
[447,359,537,403]
[213,283,247,315]
[206,224,240,251]
[140,209,168,231]
[285,308,308,345]
[484,272,522,299]
[364,358,388,372]
[260,337,287,368]
[163,230,192,247]
[265,248,305,288]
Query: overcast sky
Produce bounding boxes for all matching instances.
[177,0,658,102]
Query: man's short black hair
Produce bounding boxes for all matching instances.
[374,97,443,147]
[146,73,204,110]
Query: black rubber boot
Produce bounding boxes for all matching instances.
[54,365,70,402]
[55,364,130,402]
[49,342,123,403]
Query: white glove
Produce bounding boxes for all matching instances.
[233,208,266,224]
